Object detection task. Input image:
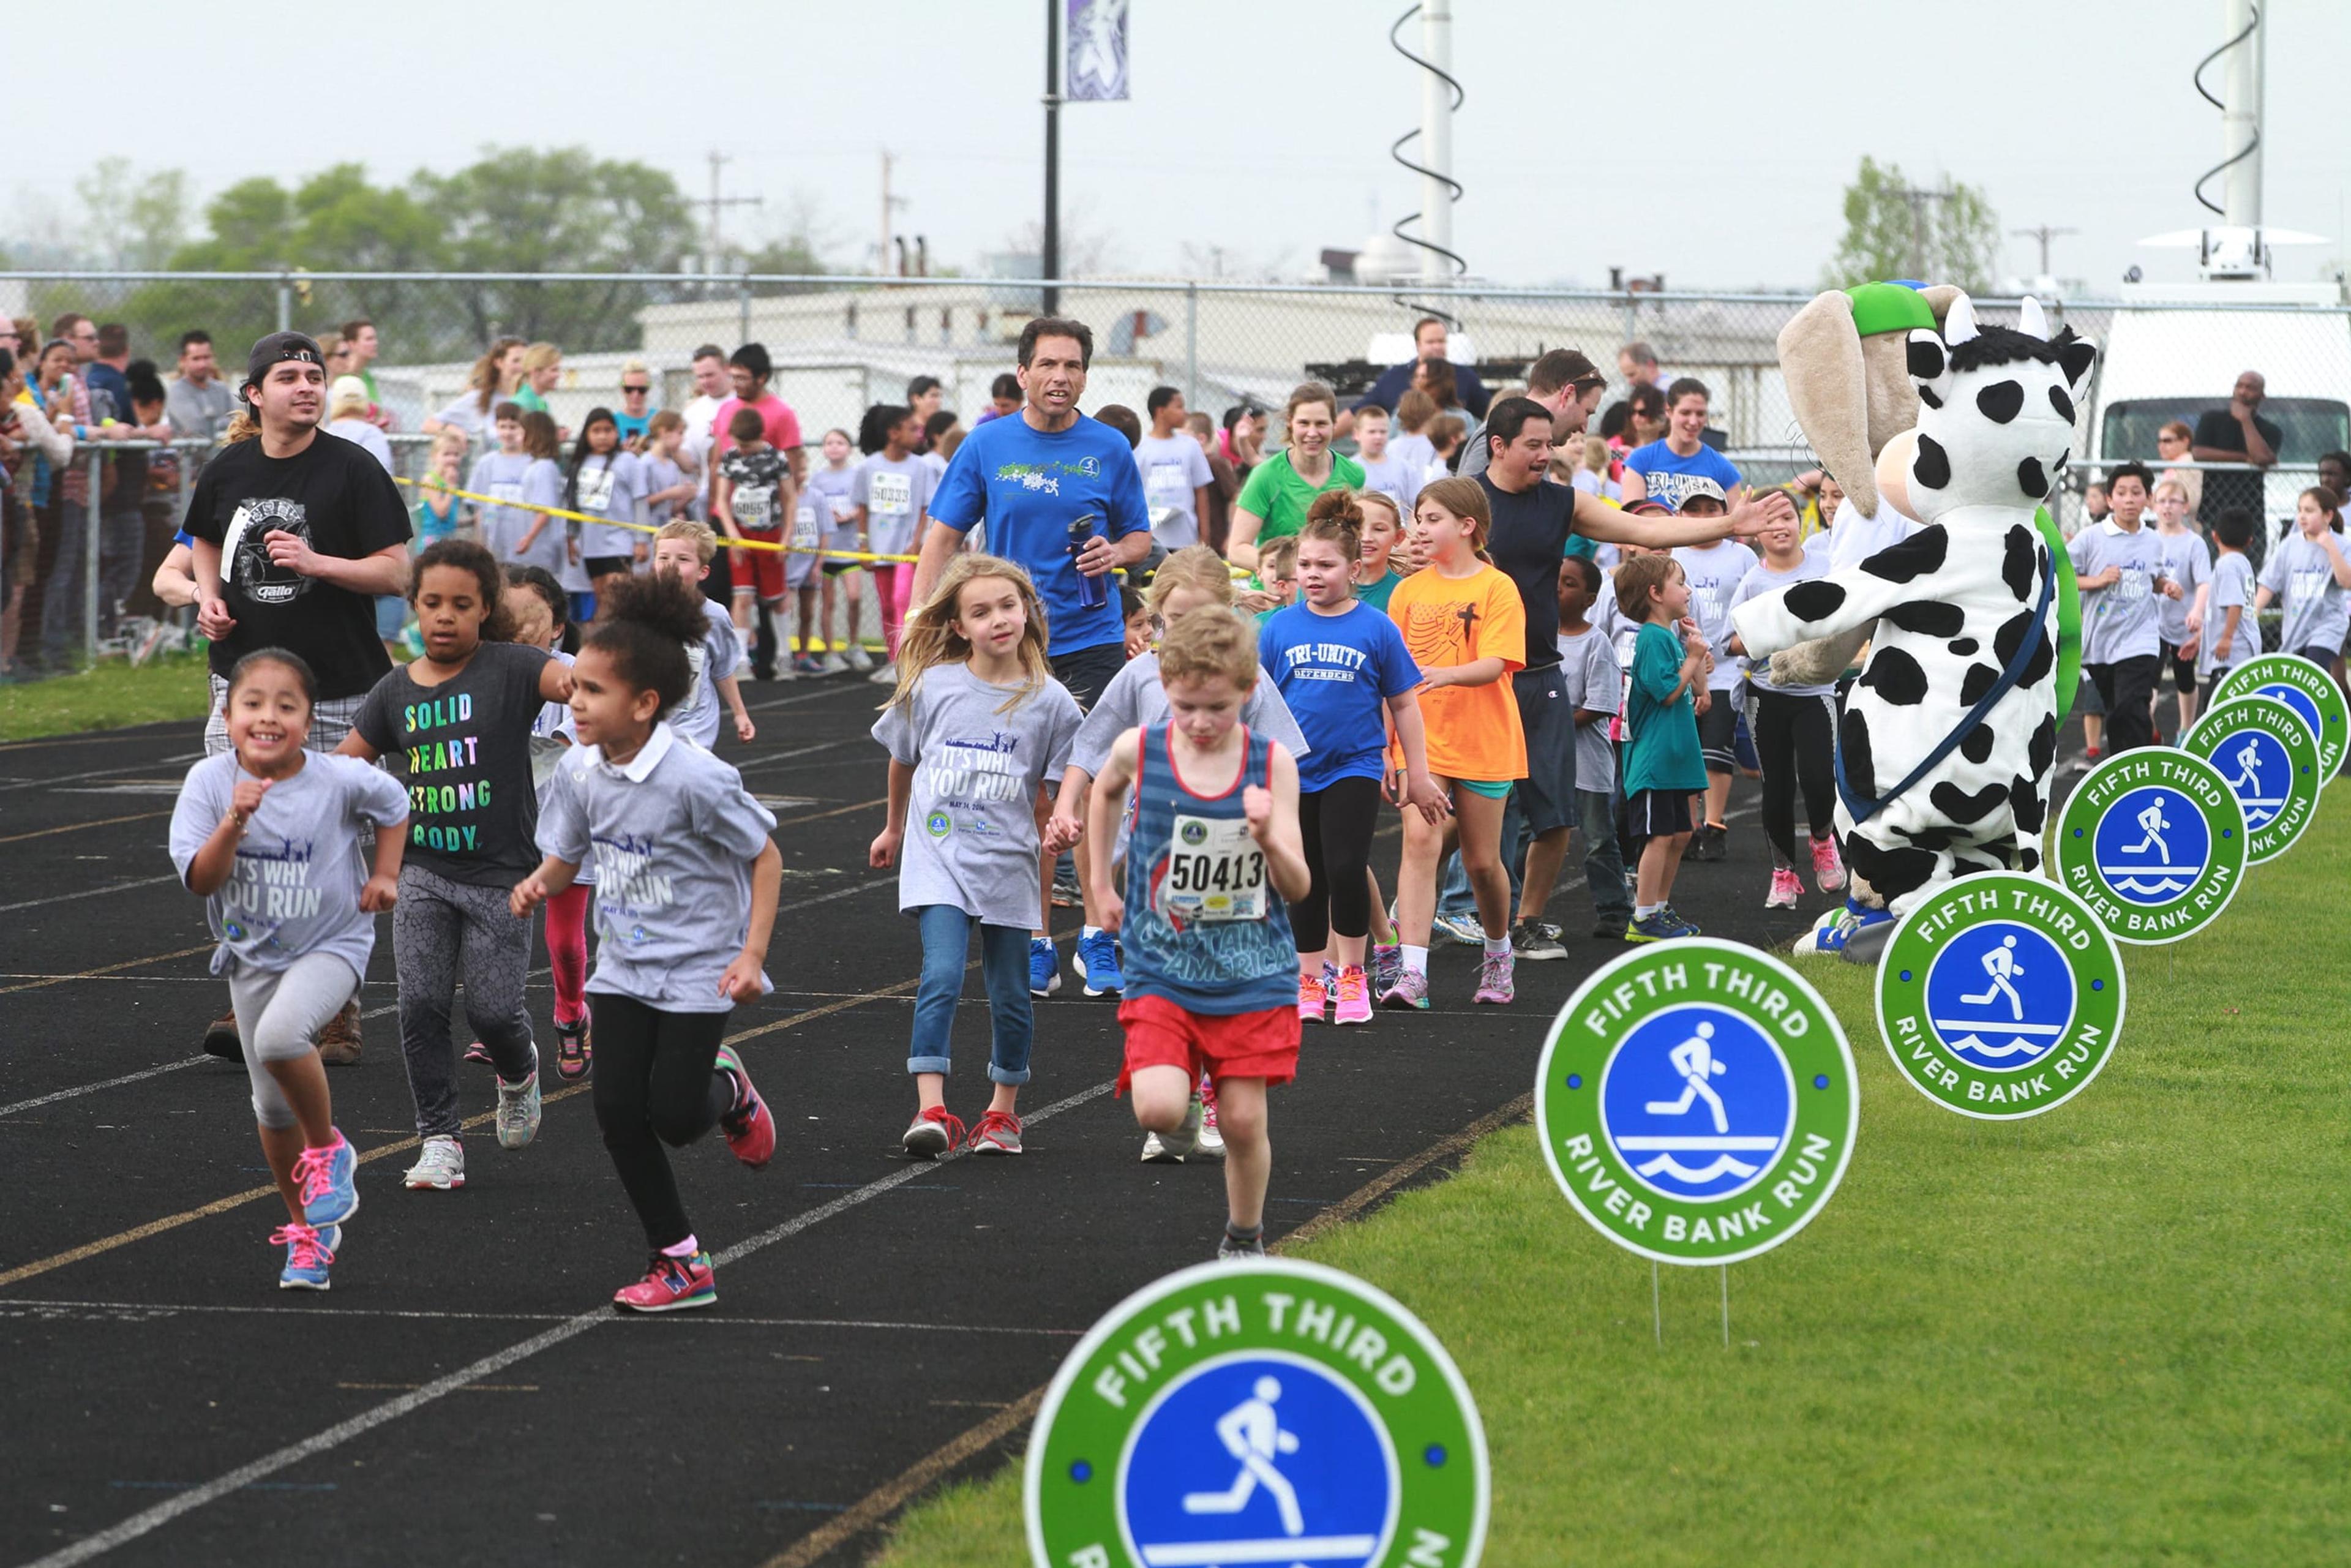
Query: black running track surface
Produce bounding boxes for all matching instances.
[0,681,1812,1567]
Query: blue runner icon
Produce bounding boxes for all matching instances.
[2092,786,2207,902]
[1924,921,2074,1069]
[1599,1005,1794,1201]
[2217,729,2291,829]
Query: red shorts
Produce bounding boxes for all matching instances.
[732,526,786,601]
[1117,994,1299,1093]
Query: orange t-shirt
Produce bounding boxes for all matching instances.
[1386,563,1528,782]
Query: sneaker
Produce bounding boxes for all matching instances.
[1321,959,1338,1000]
[866,660,898,686]
[969,1108,1024,1155]
[1659,904,1703,937]
[1810,835,1846,892]
[403,1135,466,1190]
[713,1045,775,1168]
[462,1040,493,1067]
[822,651,849,674]
[1591,919,1629,941]
[1379,969,1430,1011]
[1051,871,1084,908]
[1510,921,1567,960]
[290,1130,359,1226]
[1194,1078,1226,1160]
[1474,948,1516,1004]
[901,1105,968,1160]
[1161,1092,1205,1159]
[1218,1228,1267,1260]
[315,998,363,1065]
[1795,898,1897,959]
[1139,1131,1183,1164]
[493,1058,542,1150]
[1297,972,1326,1025]
[1690,823,1728,863]
[1074,929,1123,996]
[1332,965,1373,1026]
[1430,909,1483,947]
[1029,937,1062,997]
[845,644,876,672]
[612,1249,717,1313]
[1766,867,1804,909]
[553,1013,592,1081]
[273,1222,336,1291]
[202,1008,241,1061]
[1626,912,1692,943]
[1371,943,1403,997]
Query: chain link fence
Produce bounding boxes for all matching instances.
[7,272,2346,683]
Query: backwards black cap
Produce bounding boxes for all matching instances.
[244,331,326,391]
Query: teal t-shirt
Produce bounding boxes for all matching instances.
[1622,620,1705,795]
[1352,570,1402,613]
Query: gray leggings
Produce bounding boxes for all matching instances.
[395,861,538,1138]
[227,954,360,1129]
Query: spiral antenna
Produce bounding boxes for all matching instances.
[2191,1,2260,220]
[1387,2,1466,304]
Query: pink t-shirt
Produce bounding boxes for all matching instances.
[711,392,802,460]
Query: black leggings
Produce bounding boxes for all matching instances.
[1747,688,1837,868]
[590,994,733,1251]
[1291,776,1382,953]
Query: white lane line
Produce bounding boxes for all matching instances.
[17,1078,1116,1567]
[774,875,896,916]
[736,737,866,773]
[0,754,204,793]
[0,1058,210,1120]
[0,875,182,915]
[0,1299,1082,1335]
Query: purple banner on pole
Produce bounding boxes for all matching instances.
[1066,0,1128,101]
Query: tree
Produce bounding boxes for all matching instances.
[1823,157,2000,293]
[75,159,194,269]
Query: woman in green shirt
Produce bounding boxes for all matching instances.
[511,342,563,415]
[1228,382,1363,570]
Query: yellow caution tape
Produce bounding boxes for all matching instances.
[395,476,919,565]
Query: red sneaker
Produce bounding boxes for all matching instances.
[612,1250,716,1313]
[711,1045,774,1169]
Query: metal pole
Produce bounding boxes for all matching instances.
[83,449,102,667]
[1043,0,1062,315]
[276,272,291,333]
[739,266,752,346]
[1419,0,1454,285]
[2221,0,2263,227]
[1185,282,1199,416]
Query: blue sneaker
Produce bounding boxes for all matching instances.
[1625,912,1693,943]
[1796,898,1895,959]
[1073,929,1123,996]
[1430,909,1483,947]
[274,1221,337,1291]
[1029,937,1062,997]
[292,1131,358,1227]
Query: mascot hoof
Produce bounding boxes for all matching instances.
[1792,899,1895,962]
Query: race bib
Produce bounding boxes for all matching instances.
[733,486,773,530]
[1157,814,1267,923]
[793,501,821,548]
[576,467,617,512]
[869,471,912,518]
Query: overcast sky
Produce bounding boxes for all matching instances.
[9,0,2349,293]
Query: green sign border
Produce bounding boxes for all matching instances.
[1877,872,2127,1120]
[2210,652,2347,788]
[1534,937,1858,1267]
[1024,1256,1489,1568]
[2183,695,2323,865]
[2051,748,2249,945]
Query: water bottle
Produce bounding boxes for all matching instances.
[1069,512,1109,611]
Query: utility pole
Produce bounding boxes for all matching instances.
[1043,0,1062,313]
[700,151,760,279]
[2010,224,2079,280]
[879,151,909,276]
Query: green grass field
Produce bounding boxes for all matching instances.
[0,654,212,741]
[871,803,2350,1567]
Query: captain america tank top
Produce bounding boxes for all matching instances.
[1120,721,1297,1016]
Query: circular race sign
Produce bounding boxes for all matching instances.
[2051,748,2248,944]
[2209,652,2346,787]
[1877,872,2125,1119]
[1534,939,1857,1267]
[1025,1258,1488,1568]
[2183,695,2323,865]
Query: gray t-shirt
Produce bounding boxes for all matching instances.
[354,640,552,887]
[1671,539,1760,691]
[2069,521,2171,664]
[468,451,534,564]
[850,452,935,558]
[805,464,862,554]
[1134,433,1214,549]
[170,751,409,978]
[871,664,1083,929]
[570,451,650,560]
[1554,625,1621,792]
[2258,531,2351,657]
[1072,649,1310,862]
[2153,528,2211,646]
[2199,551,2260,678]
[165,375,239,448]
[535,723,778,1013]
[1732,556,1836,697]
[670,599,742,749]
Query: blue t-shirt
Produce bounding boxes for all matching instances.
[1259,601,1422,793]
[613,409,654,445]
[1623,440,1742,510]
[926,412,1151,655]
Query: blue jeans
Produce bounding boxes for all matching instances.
[1578,787,1633,925]
[907,905,1033,1085]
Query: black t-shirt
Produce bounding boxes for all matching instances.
[353,641,553,887]
[2191,406,2284,525]
[182,432,413,697]
[1478,474,1578,670]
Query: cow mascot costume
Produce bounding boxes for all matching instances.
[1734,289,2095,961]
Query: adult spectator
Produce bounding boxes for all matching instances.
[2154,419,2202,517]
[2319,450,2351,503]
[975,372,1022,425]
[709,343,806,607]
[513,343,563,417]
[907,374,944,440]
[340,318,392,429]
[614,359,657,448]
[422,336,525,440]
[1221,403,1265,472]
[167,331,241,448]
[678,343,733,488]
[1352,316,1491,422]
[1135,386,1215,549]
[49,315,99,433]
[1617,340,1667,392]
[1619,377,1743,509]
[83,323,132,426]
[326,376,395,472]
[1228,383,1363,570]
[183,331,414,1063]
[2191,370,2281,526]
[1458,348,1607,481]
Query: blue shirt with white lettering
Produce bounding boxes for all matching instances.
[1258,600,1422,793]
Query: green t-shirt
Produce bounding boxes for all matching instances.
[1237,450,1367,544]
[512,385,550,415]
[1352,570,1403,613]
[1622,620,1705,795]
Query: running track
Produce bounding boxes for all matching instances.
[0,681,1817,1566]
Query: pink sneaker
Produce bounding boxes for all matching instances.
[1810,835,1846,892]
[1766,866,1804,909]
[1332,965,1373,1026]
[612,1249,716,1313]
[1379,968,1430,1011]
[1473,949,1515,1005]
[713,1045,774,1169]
[1297,972,1326,1025]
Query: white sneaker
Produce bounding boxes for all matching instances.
[867,661,898,686]
[846,645,876,672]
[1140,1131,1182,1164]
[403,1135,466,1190]
[822,651,849,674]
[494,1065,542,1150]
[1194,1084,1226,1162]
